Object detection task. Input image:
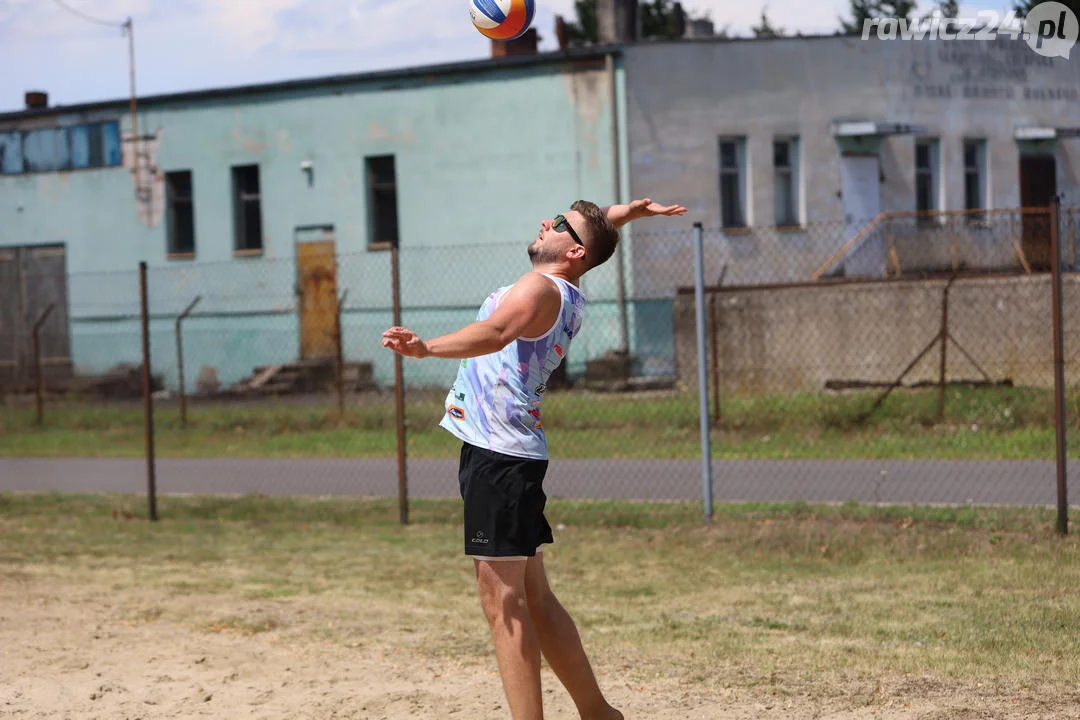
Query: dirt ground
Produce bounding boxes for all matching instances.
[2,571,1076,720]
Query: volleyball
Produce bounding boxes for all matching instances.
[469,0,536,41]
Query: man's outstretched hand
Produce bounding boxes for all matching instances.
[628,198,688,220]
[607,199,688,229]
[382,327,429,358]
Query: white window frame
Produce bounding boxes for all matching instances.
[773,137,801,228]
[963,138,988,222]
[718,136,747,229]
[915,138,940,224]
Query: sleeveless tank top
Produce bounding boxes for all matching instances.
[439,273,586,460]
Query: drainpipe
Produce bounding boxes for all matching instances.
[607,52,630,355]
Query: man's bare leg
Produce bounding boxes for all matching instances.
[524,553,623,720]
[475,559,545,720]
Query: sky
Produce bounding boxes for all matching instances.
[0,0,1016,113]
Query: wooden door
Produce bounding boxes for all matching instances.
[0,249,19,386]
[296,239,338,360]
[0,244,71,389]
[1020,154,1057,271]
[24,245,71,376]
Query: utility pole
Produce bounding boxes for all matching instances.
[123,18,148,206]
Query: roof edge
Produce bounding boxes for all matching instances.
[0,44,623,122]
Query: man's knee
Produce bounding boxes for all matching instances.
[524,583,559,623]
[476,562,529,624]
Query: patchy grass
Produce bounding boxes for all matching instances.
[1,385,1077,460]
[1,491,1078,705]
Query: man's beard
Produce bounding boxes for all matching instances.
[528,244,562,265]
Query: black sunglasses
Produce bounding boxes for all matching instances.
[553,214,584,247]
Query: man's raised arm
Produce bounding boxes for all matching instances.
[605,198,687,230]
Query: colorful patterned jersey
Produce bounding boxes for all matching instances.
[439,273,586,460]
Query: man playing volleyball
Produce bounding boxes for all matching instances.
[381,198,686,720]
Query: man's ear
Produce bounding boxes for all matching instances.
[566,243,587,262]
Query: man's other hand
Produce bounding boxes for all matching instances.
[381,327,429,358]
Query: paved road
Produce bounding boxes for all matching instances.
[0,457,1068,506]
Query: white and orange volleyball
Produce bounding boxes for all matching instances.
[469,0,536,41]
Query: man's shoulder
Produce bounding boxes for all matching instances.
[512,272,563,298]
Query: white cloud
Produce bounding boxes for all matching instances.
[198,0,308,54]
[267,0,477,54]
[2,0,151,40]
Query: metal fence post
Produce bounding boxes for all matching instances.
[32,304,56,426]
[937,278,952,423]
[335,290,349,419]
[390,244,409,526]
[709,293,720,426]
[139,262,158,522]
[606,52,630,355]
[710,266,728,427]
[693,223,714,523]
[175,296,201,429]
[1051,198,1069,536]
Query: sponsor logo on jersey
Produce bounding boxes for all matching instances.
[536,384,547,396]
[554,344,564,357]
[448,405,466,421]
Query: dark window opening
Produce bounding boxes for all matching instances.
[915,140,938,224]
[232,165,263,253]
[367,155,399,247]
[166,171,196,257]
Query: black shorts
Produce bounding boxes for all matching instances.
[458,443,553,558]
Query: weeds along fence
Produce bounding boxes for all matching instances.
[1,205,1076,532]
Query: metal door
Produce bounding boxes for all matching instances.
[840,154,883,276]
[841,154,881,226]
[1020,154,1057,271]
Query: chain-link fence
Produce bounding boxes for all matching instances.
[1,205,1076,530]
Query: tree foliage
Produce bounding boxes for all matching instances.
[562,0,599,46]
[1014,0,1080,16]
[839,0,918,35]
[562,0,713,45]
[752,6,785,38]
[931,0,960,19]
